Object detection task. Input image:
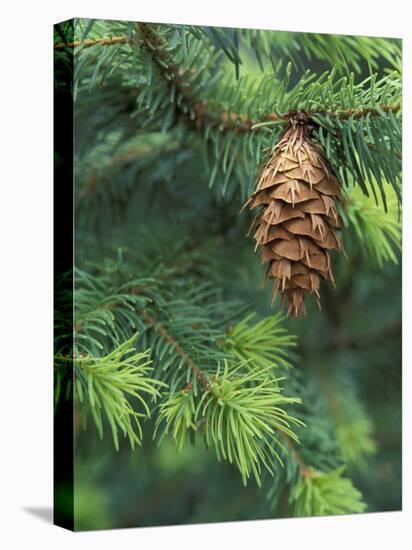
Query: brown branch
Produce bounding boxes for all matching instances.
[136,22,264,133]
[142,310,211,388]
[54,36,133,49]
[280,433,312,479]
[333,103,401,120]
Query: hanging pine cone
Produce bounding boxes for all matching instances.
[245,112,343,316]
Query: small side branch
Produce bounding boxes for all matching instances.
[54,36,133,49]
[137,22,263,133]
[280,433,312,479]
[142,310,211,388]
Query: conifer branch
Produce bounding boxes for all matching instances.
[54,36,132,49]
[334,103,400,120]
[142,310,211,388]
[290,465,366,516]
[56,334,166,449]
[137,22,259,133]
[155,360,303,486]
[138,22,400,131]
[274,426,366,515]
[60,27,400,133]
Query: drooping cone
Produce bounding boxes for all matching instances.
[244,112,343,316]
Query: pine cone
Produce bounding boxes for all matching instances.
[245,112,343,316]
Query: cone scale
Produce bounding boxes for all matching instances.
[245,112,343,316]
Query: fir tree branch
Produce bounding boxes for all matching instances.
[334,103,400,120]
[290,465,366,516]
[155,360,303,486]
[137,22,260,133]
[138,22,401,130]
[56,334,166,450]
[55,36,132,49]
[69,23,401,202]
[63,27,400,132]
[272,430,366,515]
[225,312,297,371]
[142,310,211,388]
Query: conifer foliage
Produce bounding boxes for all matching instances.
[54,18,402,530]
